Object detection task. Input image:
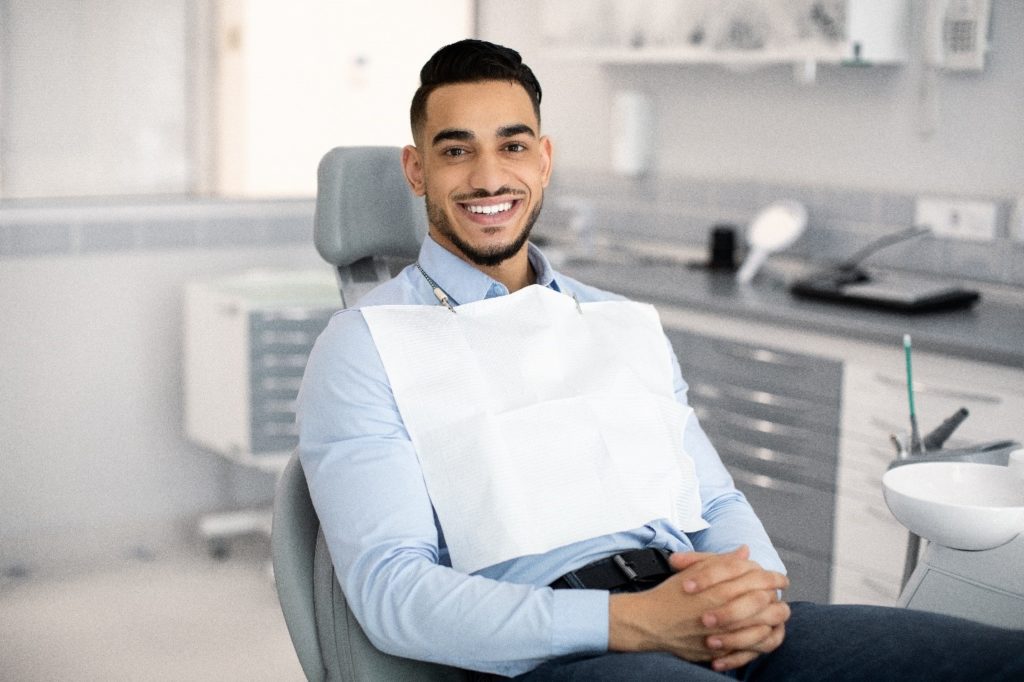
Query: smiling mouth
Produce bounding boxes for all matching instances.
[464,201,515,216]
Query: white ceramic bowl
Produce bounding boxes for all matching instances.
[882,461,1024,551]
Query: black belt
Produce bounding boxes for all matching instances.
[550,548,672,592]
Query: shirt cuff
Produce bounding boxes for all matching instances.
[551,588,609,656]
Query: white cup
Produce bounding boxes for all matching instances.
[1009,448,1024,479]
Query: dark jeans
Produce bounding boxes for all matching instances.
[508,602,1024,681]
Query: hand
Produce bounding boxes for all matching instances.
[608,546,789,667]
[706,613,787,672]
[670,546,790,672]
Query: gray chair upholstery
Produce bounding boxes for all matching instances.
[272,147,471,681]
[313,146,427,305]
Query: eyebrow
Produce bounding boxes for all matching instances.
[497,123,536,139]
[431,123,537,147]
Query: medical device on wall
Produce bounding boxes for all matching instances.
[926,0,991,71]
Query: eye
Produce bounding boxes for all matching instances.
[442,147,469,158]
[504,142,527,153]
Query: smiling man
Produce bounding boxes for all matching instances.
[297,39,1024,681]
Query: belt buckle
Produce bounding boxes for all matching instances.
[612,553,640,582]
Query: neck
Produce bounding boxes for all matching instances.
[478,247,536,293]
[430,233,537,293]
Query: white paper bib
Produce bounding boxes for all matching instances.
[362,285,707,573]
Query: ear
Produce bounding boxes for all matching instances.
[401,145,426,196]
[539,136,554,188]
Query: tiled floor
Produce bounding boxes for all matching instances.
[0,545,304,682]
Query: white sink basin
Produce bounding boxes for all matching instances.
[882,462,1024,551]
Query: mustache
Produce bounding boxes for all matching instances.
[452,187,527,202]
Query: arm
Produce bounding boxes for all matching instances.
[297,311,607,676]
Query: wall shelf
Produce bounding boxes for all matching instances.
[541,0,910,72]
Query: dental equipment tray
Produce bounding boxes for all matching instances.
[790,271,980,314]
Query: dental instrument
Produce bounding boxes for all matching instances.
[904,334,924,454]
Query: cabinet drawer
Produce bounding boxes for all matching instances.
[689,379,839,433]
[669,329,843,404]
[702,413,839,490]
[731,468,834,562]
[776,546,831,604]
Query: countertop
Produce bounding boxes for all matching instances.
[554,242,1024,369]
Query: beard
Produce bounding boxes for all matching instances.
[426,192,543,268]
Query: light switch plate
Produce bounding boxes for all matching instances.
[915,197,997,241]
[1010,196,1024,243]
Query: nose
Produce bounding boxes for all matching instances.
[466,150,509,195]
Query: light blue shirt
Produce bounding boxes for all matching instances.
[297,235,784,677]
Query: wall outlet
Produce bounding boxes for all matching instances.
[914,197,997,241]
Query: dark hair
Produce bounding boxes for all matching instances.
[410,39,542,139]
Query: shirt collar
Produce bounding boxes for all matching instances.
[415,234,563,306]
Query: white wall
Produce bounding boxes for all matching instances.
[215,0,474,196]
[0,240,323,572]
[479,0,1024,198]
[1,0,191,198]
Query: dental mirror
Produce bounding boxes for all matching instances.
[736,200,807,284]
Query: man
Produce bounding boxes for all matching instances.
[298,40,1024,680]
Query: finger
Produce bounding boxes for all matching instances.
[725,600,792,632]
[707,624,772,653]
[672,544,750,569]
[707,616,786,654]
[710,649,761,673]
[672,549,760,594]
[700,576,789,628]
[668,545,750,574]
[667,550,717,573]
[708,623,787,673]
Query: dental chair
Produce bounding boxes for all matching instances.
[271,147,470,681]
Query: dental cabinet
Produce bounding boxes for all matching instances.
[654,305,1024,607]
[666,326,842,604]
[183,270,339,463]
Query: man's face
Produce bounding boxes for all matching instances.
[402,80,553,268]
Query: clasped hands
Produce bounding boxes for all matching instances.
[608,545,790,672]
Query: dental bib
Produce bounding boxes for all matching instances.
[362,284,707,574]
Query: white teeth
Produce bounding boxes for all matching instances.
[467,201,513,215]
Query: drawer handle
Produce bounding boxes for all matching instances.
[259,330,314,346]
[712,409,829,441]
[692,381,823,413]
[717,345,815,370]
[260,376,303,391]
[731,469,806,496]
[259,353,309,369]
[707,433,822,471]
[256,308,331,322]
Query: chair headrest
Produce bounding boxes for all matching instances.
[314,146,426,267]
